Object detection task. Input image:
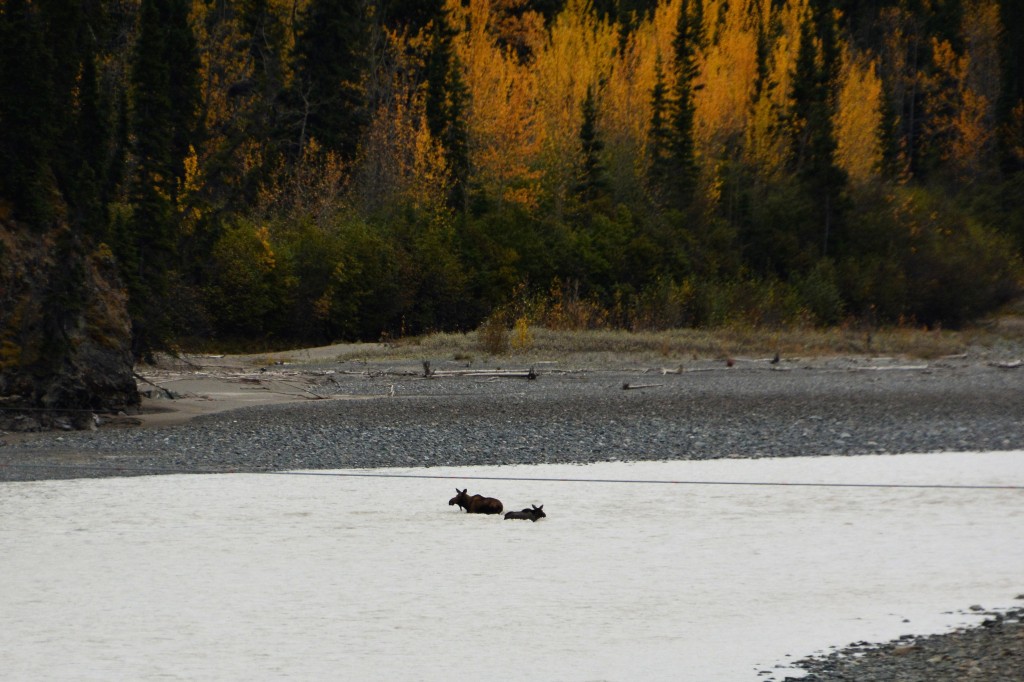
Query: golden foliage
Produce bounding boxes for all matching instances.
[533,0,618,205]
[357,90,450,217]
[745,0,810,176]
[834,48,883,186]
[695,0,760,159]
[451,0,543,209]
[510,315,534,350]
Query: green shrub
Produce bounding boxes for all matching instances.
[796,259,845,326]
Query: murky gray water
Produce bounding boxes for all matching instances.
[2,452,1022,681]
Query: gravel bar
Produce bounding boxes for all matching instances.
[3,360,1023,479]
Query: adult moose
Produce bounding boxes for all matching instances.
[449,488,503,515]
[504,504,545,522]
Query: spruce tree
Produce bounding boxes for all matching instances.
[665,0,703,210]
[443,56,471,211]
[423,9,471,210]
[125,0,201,358]
[69,43,107,238]
[997,0,1024,174]
[576,84,609,205]
[646,54,673,201]
[425,16,455,141]
[645,0,706,211]
[789,8,847,259]
[291,0,370,160]
[241,0,287,97]
[0,0,55,227]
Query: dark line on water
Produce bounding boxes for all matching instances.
[2,462,1023,490]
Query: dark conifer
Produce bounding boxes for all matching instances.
[788,7,847,258]
[646,53,673,200]
[444,56,472,211]
[291,0,370,160]
[670,0,702,205]
[0,0,55,227]
[576,84,609,205]
[125,0,201,358]
[423,7,472,210]
[656,0,704,210]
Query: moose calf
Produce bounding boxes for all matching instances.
[504,504,545,522]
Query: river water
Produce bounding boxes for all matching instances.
[2,451,1023,681]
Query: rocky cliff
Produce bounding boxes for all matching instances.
[1,220,139,430]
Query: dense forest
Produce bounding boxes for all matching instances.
[2,0,1023,361]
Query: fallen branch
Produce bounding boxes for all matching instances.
[272,379,331,399]
[622,382,664,390]
[133,372,176,400]
[990,360,1023,369]
[429,368,538,379]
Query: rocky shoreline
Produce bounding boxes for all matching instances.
[2,352,1023,680]
[782,606,1024,681]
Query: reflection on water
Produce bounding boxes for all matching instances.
[2,452,1023,681]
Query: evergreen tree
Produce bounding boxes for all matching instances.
[69,42,107,238]
[576,84,609,205]
[291,0,370,160]
[0,0,55,227]
[241,0,287,97]
[444,56,472,211]
[646,53,673,200]
[646,2,708,206]
[125,0,201,358]
[424,8,471,210]
[998,0,1024,174]
[665,0,703,210]
[789,7,847,259]
[165,0,201,190]
[877,80,905,181]
[425,15,455,142]
[28,0,111,239]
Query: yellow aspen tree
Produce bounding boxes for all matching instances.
[955,0,1002,180]
[533,0,618,211]
[744,0,809,178]
[834,46,883,186]
[449,0,543,210]
[924,32,998,182]
[487,0,548,63]
[694,0,760,168]
[355,87,448,219]
[286,138,347,227]
[602,0,682,196]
